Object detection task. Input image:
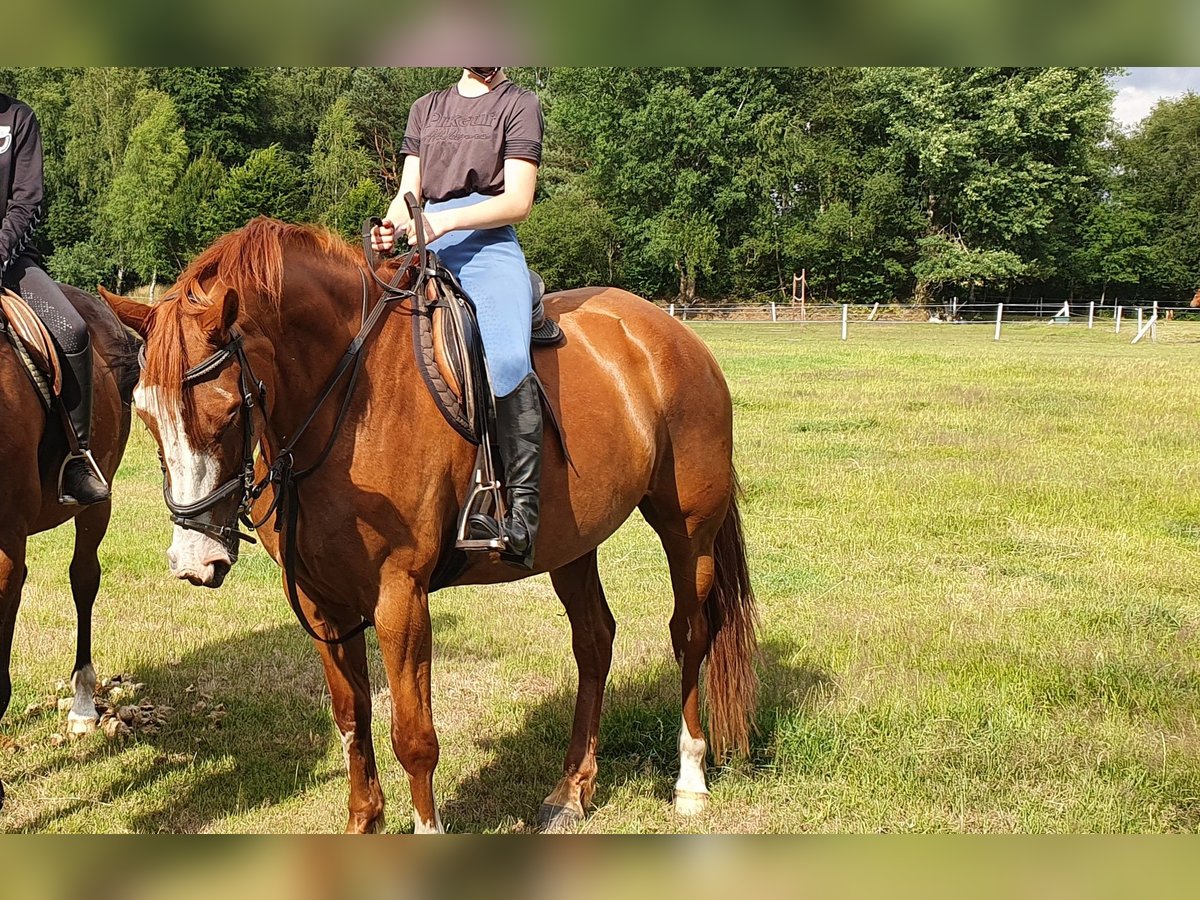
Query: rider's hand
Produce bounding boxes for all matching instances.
[406,211,448,247]
[370,220,397,255]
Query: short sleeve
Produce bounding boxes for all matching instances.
[503,91,544,165]
[400,94,430,158]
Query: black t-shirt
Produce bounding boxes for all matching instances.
[400,80,543,203]
[0,94,44,276]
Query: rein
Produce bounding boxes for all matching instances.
[158,198,432,645]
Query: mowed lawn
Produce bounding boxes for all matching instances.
[2,320,1200,833]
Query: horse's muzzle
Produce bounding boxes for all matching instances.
[168,544,232,588]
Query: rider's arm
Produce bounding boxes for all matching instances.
[382,154,422,233]
[425,158,537,234]
[0,106,44,278]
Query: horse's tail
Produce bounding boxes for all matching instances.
[704,468,759,761]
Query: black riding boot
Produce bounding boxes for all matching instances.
[468,373,542,570]
[59,339,110,505]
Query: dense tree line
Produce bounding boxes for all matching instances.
[1,67,1197,305]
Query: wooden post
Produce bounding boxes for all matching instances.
[1137,307,1143,332]
[868,302,880,321]
[994,303,1003,341]
[1115,305,1122,334]
[770,302,777,323]
[841,304,848,341]
[668,302,675,318]
[1152,301,1158,341]
[1088,301,1095,329]
[799,269,807,322]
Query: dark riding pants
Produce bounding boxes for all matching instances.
[2,252,93,447]
[2,253,88,354]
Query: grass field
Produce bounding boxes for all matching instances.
[3,321,1200,833]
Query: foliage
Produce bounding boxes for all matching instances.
[103,91,189,289]
[1,67,1196,301]
[206,145,307,235]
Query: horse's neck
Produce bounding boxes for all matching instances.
[255,262,417,456]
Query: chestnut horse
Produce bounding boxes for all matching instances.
[101,217,757,833]
[0,287,138,809]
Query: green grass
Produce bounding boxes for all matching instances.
[3,321,1200,833]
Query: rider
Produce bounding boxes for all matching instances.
[0,92,109,505]
[372,67,543,569]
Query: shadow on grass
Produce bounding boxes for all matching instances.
[439,638,832,832]
[9,622,338,833]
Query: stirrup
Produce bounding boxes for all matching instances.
[58,449,110,505]
[455,468,508,552]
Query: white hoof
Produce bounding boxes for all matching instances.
[673,789,710,816]
[67,711,99,734]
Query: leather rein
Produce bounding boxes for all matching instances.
[155,195,434,645]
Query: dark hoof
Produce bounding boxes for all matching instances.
[537,801,584,832]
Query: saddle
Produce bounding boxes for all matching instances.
[0,285,63,407]
[415,264,563,443]
[368,197,568,568]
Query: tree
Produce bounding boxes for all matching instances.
[1113,93,1200,297]
[206,144,307,235]
[103,91,188,294]
[165,150,228,268]
[307,96,377,236]
[152,67,265,164]
[862,67,1113,296]
[517,188,617,289]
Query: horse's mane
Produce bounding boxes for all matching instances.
[143,217,361,426]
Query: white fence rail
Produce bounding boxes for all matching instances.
[665,301,1196,345]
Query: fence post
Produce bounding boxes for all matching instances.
[668,303,675,318]
[1152,301,1158,341]
[994,303,1003,341]
[771,302,777,323]
[1115,306,1122,334]
[841,304,848,341]
[1088,301,1095,329]
[1137,307,1143,332]
[868,302,880,321]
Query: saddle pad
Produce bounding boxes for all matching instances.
[0,286,62,397]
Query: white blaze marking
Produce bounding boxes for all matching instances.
[341,729,355,772]
[676,716,709,797]
[135,384,229,572]
[413,808,444,834]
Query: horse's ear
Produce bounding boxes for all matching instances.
[206,285,239,338]
[98,286,152,337]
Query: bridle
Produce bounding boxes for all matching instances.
[148,194,434,644]
[147,328,266,562]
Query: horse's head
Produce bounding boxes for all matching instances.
[1191,287,1200,309]
[101,282,253,588]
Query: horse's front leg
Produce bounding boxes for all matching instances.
[66,504,111,734]
[375,572,442,833]
[296,580,385,833]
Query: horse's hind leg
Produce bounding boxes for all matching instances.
[65,504,110,734]
[538,549,616,832]
[640,500,721,816]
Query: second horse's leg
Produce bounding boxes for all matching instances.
[66,504,110,733]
